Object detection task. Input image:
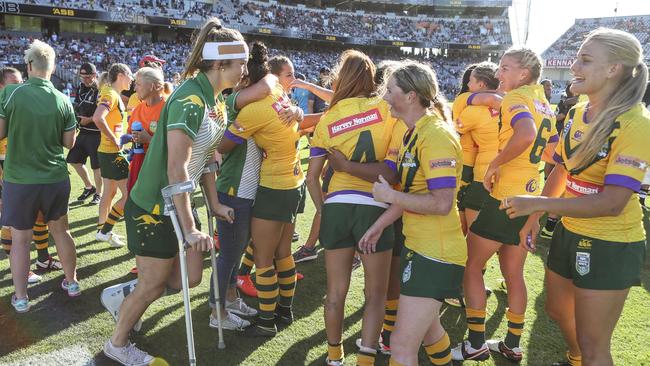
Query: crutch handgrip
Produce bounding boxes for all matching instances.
[202,161,220,175]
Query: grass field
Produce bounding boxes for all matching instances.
[0,145,649,366]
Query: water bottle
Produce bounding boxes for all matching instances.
[131,121,145,154]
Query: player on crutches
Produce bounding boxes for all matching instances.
[101,18,249,366]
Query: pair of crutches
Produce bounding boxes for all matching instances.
[160,163,225,366]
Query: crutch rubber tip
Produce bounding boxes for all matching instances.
[149,357,170,366]
[218,341,226,349]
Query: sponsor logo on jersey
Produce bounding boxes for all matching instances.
[271,95,291,114]
[429,158,457,169]
[150,121,158,134]
[533,100,554,117]
[525,178,538,193]
[614,155,648,171]
[566,176,603,196]
[577,239,592,249]
[572,130,583,141]
[575,252,590,276]
[508,104,528,113]
[328,108,383,137]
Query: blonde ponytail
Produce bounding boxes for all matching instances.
[569,28,648,171]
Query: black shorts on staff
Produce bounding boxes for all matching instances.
[66,132,101,170]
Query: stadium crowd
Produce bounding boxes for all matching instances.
[0,32,485,99]
[13,0,511,45]
[542,15,650,62]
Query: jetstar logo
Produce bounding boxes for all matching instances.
[615,155,648,172]
[328,109,383,138]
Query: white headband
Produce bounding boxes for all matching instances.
[202,41,249,61]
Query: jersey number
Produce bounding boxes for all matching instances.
[529,118,552,164]
[350,131,376,163]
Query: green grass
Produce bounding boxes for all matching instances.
[0,146,649,365]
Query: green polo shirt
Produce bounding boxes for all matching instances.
[0,77,76,184]
[130,72,227,215]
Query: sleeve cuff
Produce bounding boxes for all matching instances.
[548,134,559,143]
[384,160,397,173]
[309,147,327,158]
[552,152,564,164]
[467,93,478,105]
[168,123,197,140]
[426,176,457,190]
[224,129,245,144]
[510,112,533,127]
[604,174,641,192]
[99,103,111,110]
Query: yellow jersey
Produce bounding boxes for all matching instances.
[225,84,304,190]
[554,102,650,242]
[97,85,126,153]
[397,114,466,265]
[452,93,477,185]
[455,92,500,181]
[493,84,557,199]
[126,93,142,121]
[0,138,7,157]
[310,97,400,207]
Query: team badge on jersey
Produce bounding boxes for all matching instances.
[150,121,158,134]
[402,261,412,283]
[576,252,590,276]
[401,152,416,168]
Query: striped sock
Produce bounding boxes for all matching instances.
[2,226,12,255]
[424,332,452,365]
[238,243,255,276]
[504,308,525,349]
[255,265,278,328]
[466,307,486,349]
[33,221,49,263]
[275,255,296,308]
[382,299,398,345]
[567,351,582,366]
[357,346,376,366]
[101,205,124,234]
[389,358,405,366]
[327,342,344,363]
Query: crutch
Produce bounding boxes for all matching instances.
[161,180,198,366]
[199,161,226,350]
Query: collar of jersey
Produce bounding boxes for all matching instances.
[195,72,216,107]
[26,77,52,87]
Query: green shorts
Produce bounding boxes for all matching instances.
[400,249,464,300]
[457,165,474,211]
[253,184,306,223]
[125,198,180,259]
[392,218,405,257]
[97,151,129,180]
[470,195,529,246]
[463,181,490,211]
[320,203,394,252]
[546,222,646,290]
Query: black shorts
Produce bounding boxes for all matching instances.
[66,132,101,169]
[1,179,70,229]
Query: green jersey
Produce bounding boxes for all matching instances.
[0,77,77,184]
[216,92,262,200]
[130,72,227,215]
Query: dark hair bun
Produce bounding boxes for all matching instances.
[250,42,268,64]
